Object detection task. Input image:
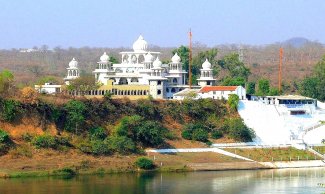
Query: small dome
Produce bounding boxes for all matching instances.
[144,52,154,62]
[100,52,110,62]
[133,35,148,52]
[202,58,212,69]
[171,52,181,63]
[153,57,162,68]
[69,58,78,68]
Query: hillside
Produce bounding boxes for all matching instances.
[0,39,324,88]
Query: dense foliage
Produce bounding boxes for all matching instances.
[299,55,325,101]
[135,157,155,170]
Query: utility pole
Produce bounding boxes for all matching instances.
[279,47,283,92]
[189,29,192,89]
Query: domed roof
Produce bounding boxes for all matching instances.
[133,35,148,52]
[69,58,78,68]
[153,57,162,68]
[202,58,212,69]
[100,52,110,62]
[144,52,154,62]
[171,52,181,63]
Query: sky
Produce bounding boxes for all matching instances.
[0,0,324,49]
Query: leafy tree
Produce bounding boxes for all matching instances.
[222,77,245,87]
[67,75,101,95]
[299,55,325,101]
[64,100,86,133]
[0,99,19,122]
[192,128,209,142]
[115,115,143,138]
[299,76,319,99]
[246,82,256,95]
[228,94,240,111]
[268,87,280,96]
[257,78,270,96]
[36,76,60,85]
[106,136,136,154]
[21,87,39,104]
[90,127,107,140]
[224,118,254,142]
[181,130,192,140]
[193,48,219,76]
[136,121,166,147]
[0,129,10,144]
[109,56,119,64]
[90,139,111,155]
[218,53,250,80]
[0,70,15,96]
[211,130,223,139]
[32,134,57,149]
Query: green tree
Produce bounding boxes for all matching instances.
[222,77,245,87]
[36,76,60,85]
[246,82,256,95]
[106,136,136,154]
[136,121,166,147]
[64,100,86,133]
[67,76,101,95]
[268,87,280,96]
[299,55,325,101]
[299,76,319,99]
[0,70,14,96]
[0,99,19,122]
[257,79,270,96]
[218,53,250,80]
[228,94,240,111]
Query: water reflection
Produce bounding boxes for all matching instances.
[0,168,325,194]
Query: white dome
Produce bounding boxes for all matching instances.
[133,35,148,52]
[69,58,78,68]
[202,58,212,69]
[100,52,110,62]
[153,57,162,68]
[171,52,181,63]
[144,52,154,62]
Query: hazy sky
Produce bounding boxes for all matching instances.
[0,0,324,49]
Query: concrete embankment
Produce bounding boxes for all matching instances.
[187,160,325,171]
[188,162,267,171]
[260,160,325,169]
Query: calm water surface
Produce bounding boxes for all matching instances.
[1,168,325,194]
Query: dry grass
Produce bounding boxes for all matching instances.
[223,147,322,162]
[146,152,242,169]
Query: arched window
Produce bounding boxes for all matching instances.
[118,78,128,85]
[166,88,169,93]
[157,90,161,95]
[173,78,177,84]
[171,88,176,93]
[158,80,161,85]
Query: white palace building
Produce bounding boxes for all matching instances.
[36,35,247,100]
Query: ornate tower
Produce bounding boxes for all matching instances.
[64,58,80,85]
[197,59,216,87]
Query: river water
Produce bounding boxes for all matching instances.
[0,168,325,194]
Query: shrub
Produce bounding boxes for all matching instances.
[0,99,19,122]
[192,128,209,142]
[136,121,166,147]
[181,130,192,140]
[90,140,111,155]
[52,167,76,177]
[225,118,255,142]
[64,100,86,133]
[135,157,155,170]
[106,136,135,155]
[90,127,107,140]
[0,129,10,143]
[31,134,57,149]
[21,133,33,142]
[211,130,223,139]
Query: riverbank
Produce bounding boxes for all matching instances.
[1,148,325,178]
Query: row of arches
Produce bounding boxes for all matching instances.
[68,69,79,77]
[71,89,150,96]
